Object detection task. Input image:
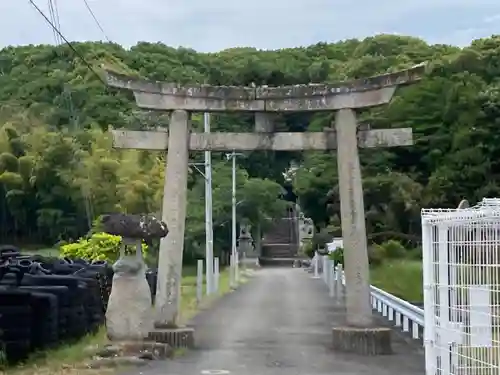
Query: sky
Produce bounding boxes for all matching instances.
[1,0,500,52]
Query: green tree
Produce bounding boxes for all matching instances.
[1,34,500,257]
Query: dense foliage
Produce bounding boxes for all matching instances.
[1,34,500,257]
[59,232,148,263]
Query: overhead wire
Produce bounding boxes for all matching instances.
[46,0,60,45]
[28,0,104,229]
[45,0,79,132]
[82,0,111,42]
[29,0,162,227]
[52,0,62,43]
[28,0,106,84]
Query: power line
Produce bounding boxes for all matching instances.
[28,0,106,84]
[52,0,63,44]
[82,0,111,42]
[47,0,60,45]
[28,0,102,230]
[46,0,55,43]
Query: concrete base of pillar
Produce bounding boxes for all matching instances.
[83,340,173,369]
[332,326,392,355]
[148,326,195,349]
[96,340,173,359]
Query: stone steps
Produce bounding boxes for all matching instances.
[261,247,295,259]
[260,208,299,264]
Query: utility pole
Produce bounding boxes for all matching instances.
[231,152,237,288]
[226,151,244,288]
[204,113,214,295]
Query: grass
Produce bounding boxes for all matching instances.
[6,265,235,375]
[370,259,423,303]
[178,265,233,323]
[4,329,110,375]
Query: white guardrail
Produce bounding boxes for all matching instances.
[309,254,424,343]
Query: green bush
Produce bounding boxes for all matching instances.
[303,241,315,259]
[378,239,406,259]
[311,229,331,251]
[60,232,148,263]
[327,245,385,267]
[328,247,344,266]
[368,245,385,266]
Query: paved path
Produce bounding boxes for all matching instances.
[132,268,424,375]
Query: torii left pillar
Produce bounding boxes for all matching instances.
[155,110,190,328]
[147,109,196,348]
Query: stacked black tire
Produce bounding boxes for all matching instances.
[0,245,113,365]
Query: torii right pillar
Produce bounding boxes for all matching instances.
[335,109,374,327]
[330,64,427,354]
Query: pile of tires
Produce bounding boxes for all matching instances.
[0,246,113,364]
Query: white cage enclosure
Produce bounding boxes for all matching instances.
[422,198,500,375]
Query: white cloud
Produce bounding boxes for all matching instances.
[0,0,500,51]
[483,14,500,23]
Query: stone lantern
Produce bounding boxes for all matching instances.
[101,213,168,341]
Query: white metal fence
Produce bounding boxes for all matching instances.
[422,198,500,375]
[309,253,425,341]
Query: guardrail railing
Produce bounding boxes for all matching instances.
[307,253,424,343]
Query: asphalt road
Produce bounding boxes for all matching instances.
[129,267,424,375]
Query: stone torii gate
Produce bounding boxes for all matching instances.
[104,64,426,346]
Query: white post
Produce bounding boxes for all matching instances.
[214,257,220,294]
[235,251,240,285]
[313,251,319,279]
[323,255,328,284]
[204,112,214,296]
[333,264,338,294]
[437,224,451,375]
[422,218,436,371]
[329,260,335,298]
[325,259,329,287]
[196,259,203,305]
[230,151,237,289]
[229,254,235,289]
[335,264,344,301]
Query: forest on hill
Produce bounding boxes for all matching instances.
[1,34,500,258]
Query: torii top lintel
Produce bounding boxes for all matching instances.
[104,62,427,112]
